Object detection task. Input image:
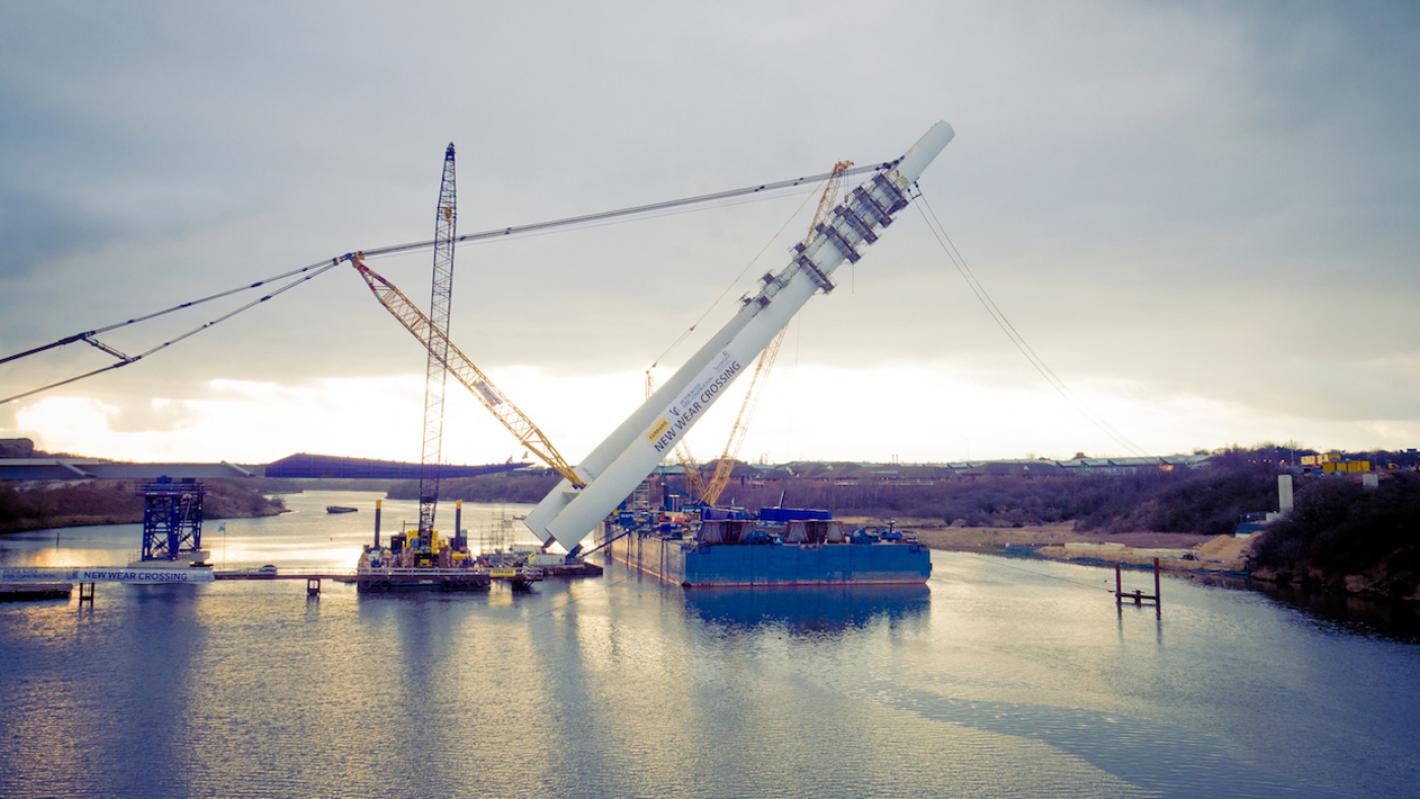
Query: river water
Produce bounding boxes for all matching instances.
[1,490,1417,797]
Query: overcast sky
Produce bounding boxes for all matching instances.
[2,1,1417,465]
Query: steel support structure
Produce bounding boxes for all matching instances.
[138,477,204,561]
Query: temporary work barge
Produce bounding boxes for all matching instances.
[604,507,932,587]
[355,499,547,591]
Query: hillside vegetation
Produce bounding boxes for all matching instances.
[708,461,1278,535]
[397,452,1283,535]
[0,479,286,534]
[1251,473,1420,600]
[386,449,1420,601]
[389,472,560,504]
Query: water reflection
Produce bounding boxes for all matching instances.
[681,584,930,636]
[1255,581,1420,643]
[1115,601,1166,647]
[99,586,205,796]
[872,683,1337,798]
[4,496,1419,797]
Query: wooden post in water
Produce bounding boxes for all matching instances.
[1114,559,1162,618]
[1154,557,1162,619]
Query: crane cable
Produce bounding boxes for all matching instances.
[0,261,341,405]
[644,173,826,381]
[0,256,343,368]
[2,162,898,406]
[1,187,827,374]
[361,160,895,258]
[912,187,1150,458]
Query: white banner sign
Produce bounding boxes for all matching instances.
[645,349,745,455]
[0,567,215,584]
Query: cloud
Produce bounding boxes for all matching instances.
[2,1,1417,459]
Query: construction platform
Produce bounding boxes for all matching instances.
[535,561,604,578]
[0,582,73,601]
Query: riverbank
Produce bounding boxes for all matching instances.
[848,517,1253,576]
[1248,473,1420,603]
[0,479,287,534]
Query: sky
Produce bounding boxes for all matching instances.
[2,1,1417,466]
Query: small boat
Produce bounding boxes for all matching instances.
[326,505,358,514]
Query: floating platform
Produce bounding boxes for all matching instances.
[355,569,493,593]
[326,505,358,514]
[0,582,73,601]
[536,560,604,578]
[607,526,931,588]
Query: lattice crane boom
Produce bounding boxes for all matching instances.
[416,143,458,548]
[676,443,707,501]
[350,254,584,488]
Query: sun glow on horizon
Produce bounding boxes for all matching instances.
[8,363,1414,465]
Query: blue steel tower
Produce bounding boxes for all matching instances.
[138,476,205,561]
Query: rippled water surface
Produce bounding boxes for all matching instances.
[2,490,1418,797]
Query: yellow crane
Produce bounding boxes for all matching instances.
[349,253,584,487]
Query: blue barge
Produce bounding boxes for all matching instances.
[603,508,932,588]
